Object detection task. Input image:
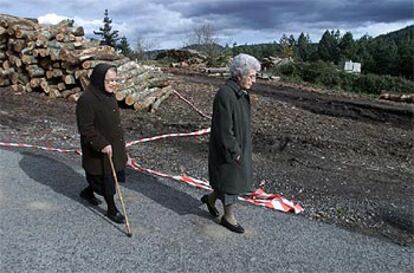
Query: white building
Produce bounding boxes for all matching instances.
[344,60,361,73]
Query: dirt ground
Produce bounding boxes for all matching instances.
[0,70,413,246]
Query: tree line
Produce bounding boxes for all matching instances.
[93,9,413,81]
[232,26,413,80]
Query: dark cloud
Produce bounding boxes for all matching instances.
[170,0,413,29]
[313,1,413,24]
[1,0,413,49]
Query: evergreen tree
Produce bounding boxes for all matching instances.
[318,30,338,63]
[338,32,356,62]
[370,39,399,75]
[288,34,296,46]
[279,34,294,58]
[398,38,414,79]
[297,32,311,61]
[333,29,341,43]
[93,9,120,47]
[118,36,131,56]
[354,34,374,71]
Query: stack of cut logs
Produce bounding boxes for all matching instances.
[261,56,293,71]
[379,91,414,104]
[0,13,173,111]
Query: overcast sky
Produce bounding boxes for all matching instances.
[1,0,413,49]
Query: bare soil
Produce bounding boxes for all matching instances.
[1,70,413,246]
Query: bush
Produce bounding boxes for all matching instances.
[268,61,414,95]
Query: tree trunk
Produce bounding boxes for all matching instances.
[61,86,81,98]
[63,74,76,85]
[151,86,174,112]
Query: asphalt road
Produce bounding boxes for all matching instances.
[0,148,412,273]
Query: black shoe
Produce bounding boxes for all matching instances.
[220,217,245,234]
[107,211,125,224]
[80,189,102,206]
[201,194,219,217]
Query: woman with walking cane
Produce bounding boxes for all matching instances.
[76,63,130,225]
[201,53,261,234]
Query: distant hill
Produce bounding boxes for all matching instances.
[373,25,413,44]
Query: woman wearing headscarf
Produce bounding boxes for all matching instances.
[76,63,128,224]
[201,53,261,233]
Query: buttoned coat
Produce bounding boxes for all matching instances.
[76,64,127,175]
[208,78,253,195]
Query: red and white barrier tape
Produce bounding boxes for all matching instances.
[128,159,304,214]
[171,92,303,213]
[173,90,212,119]
[239,188,304,214]
[126,128,210,147]
[0,92,303,214]
[0,140,304,214]
[0,142,81,154]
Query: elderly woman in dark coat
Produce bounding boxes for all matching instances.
[201,53,261,233]
[76,63,128,224]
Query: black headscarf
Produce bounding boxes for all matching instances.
[89,63,117,92]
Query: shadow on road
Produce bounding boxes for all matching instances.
[123,169,212,219]
[18,151,124,233]
[18,151,211,222]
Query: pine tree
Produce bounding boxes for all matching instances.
[318,30,338,63]
[338,32,356,62]
[398,38,414,79]
[279,34,293,58]
[371,39,399,75]
[355,34,374,71]
[297,32,311,61]
[118,36,131,56]
[93,9,120,47]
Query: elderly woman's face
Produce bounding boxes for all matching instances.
[104,69,117,93]
[237,69,257,90]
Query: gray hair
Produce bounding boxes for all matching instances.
[229,53,261,78]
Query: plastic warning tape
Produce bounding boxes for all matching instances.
[239,188,304,214]
[129,159,213,191]
[128,159,304,214]
[0,90,303,213]
[0,140,303,214]
[173,90,212,119]
[0,142,81,154]
[126,128,210,147]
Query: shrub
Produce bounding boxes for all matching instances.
[268,61,414,94]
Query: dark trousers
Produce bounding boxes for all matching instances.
[84,170,125,213]
[85,170,125,196]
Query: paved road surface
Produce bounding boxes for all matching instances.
[1,148,412,273]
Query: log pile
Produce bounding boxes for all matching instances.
[201,66,229,77]
[156,49,207,68]
[379,92,414,104]
[115,61,173,111]
[261,56,293,71]
[0,13,173,111]
[200,67,275,81]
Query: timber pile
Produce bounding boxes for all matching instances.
[0,13,172,111]
[156,49,207,68]
[261,56,293,70]
[379,92,414,104]
[201,67,274,81]
[201,66,229,77]
[115,61,173,111]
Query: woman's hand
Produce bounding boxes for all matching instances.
[101,145,112,157]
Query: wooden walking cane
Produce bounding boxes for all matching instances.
[108,155,133,237]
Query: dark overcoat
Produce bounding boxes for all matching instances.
[208,78,253,195]
[76,64,127,175]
